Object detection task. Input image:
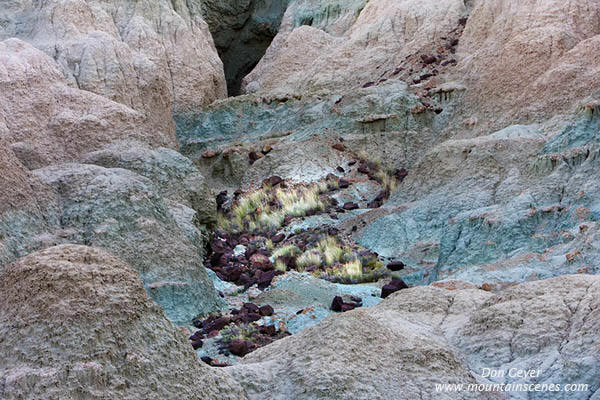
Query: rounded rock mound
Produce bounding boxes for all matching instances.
[0,244,245,400]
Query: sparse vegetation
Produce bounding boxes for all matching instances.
[341,259,363,279]
[274,259,288,272]
[217,184,325,233]
[317,236,345,265]
[296,250,322,270]
[272,244,301,259]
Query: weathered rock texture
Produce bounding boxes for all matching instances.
[0,38,162,167]
[0,245,246,400]
[0,0,226,135]
[178,0,600,290]
[0,138,59,267]
[31,159,223,324]
[200,0,290,95]
[241,0,467,95]
[84,141,218,227]
[231,275,600,400]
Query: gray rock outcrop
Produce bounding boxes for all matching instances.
[230,274,600,399]
[0,245,246,400]
[32,162,223,324]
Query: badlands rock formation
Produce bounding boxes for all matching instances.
[0,0,226,134]
[0,245,245,400]
[231,274,600,400]
[0,38,159,166]
[1,0,600,398]
[200,0,290,95]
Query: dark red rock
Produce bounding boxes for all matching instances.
[191,339,203,349]
[207,330,220,338]
[238,272,251,286]
[394,168,408,181]
[336,166,345,173]
[374,190,388,202]
[226,268,242,282]
[332,143,346,152]
[200,356,213,365]
[229,339,250,357]
[259,305,274,316]
[343,202,359,210]
[189,330,204,341]
[338,179,350,189]
[211,360,229,367]
[248,152,261,164]
[421,55,437,65]
[257,270,276,289]
[341,304,356,312]
[242,302,260,314]
[381,279,409,298]
[387,261,405,271]
[362,81,375,88]
[258,324,276,336]
[216,191,228,211]
[367,200,382,209]
[350,296,363,304]
[250,253,273,271]
[357,165,370,174]
[266,175,283,186]
[202,316,230,333]
[271,233,285,243]
[239,313,261,323]
[441,59,457,67]
[331,296,344,312]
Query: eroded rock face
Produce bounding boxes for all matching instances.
[242,0,468,95]
[0,38,164,167]
[0,138,60,267]
[200,0,290,95]
[230,275,600,400]
[32,163,224,323]
[84,141,217,227]
[0,245,246,400]
[453,0,600,133]
[0,0,226,132]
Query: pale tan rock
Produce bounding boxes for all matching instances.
[0,0,226,127]
[230,275,600,400]
[242,0,468,94]
[0,38,171,166]
[453,0,600,133]
[0,245,246,400]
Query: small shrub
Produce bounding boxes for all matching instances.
[296,250,322,270]
[272,244,301,259]
[274,259,288,272]
[317,237,344,266]
[342,259,363,279]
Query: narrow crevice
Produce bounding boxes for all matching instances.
[200,0,291,96]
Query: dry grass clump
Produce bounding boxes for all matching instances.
[272,244,301,259]
[217,184,325,232]
[316,236,345,266]
[296,250,322,270]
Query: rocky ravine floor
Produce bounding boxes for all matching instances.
[1,0,600,399]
